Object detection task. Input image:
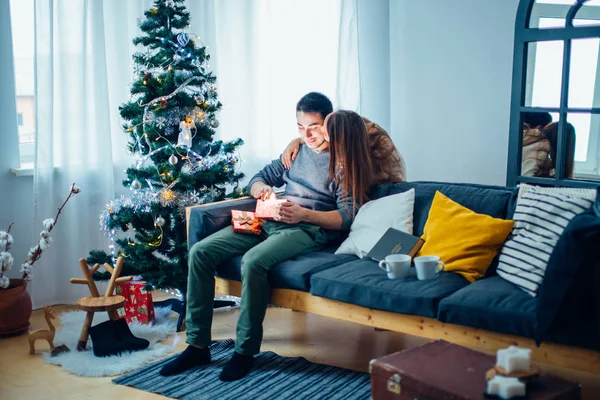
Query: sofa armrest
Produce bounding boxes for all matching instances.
[186,197,257,250]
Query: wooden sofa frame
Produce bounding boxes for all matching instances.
[186,199,600,376]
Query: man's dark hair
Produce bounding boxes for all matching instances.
[296,92,333,120]
[523,112,552,128]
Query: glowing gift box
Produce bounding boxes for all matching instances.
[231,210,261,235]
[255,195,287,219]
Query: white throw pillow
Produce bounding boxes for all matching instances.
[497,187,594,296]
[335,189,415,258]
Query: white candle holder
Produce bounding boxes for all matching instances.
[496,346,532,373]
[486,375,526,399]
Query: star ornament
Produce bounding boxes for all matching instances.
[159,189,178,207]
[486,376,525,399]
[496,346,531,373]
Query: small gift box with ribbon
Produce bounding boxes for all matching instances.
[231,210,261,235]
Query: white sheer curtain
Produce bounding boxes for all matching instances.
[32,0,359,308]
[31,0,145,308]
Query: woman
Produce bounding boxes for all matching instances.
[282,112,406,207]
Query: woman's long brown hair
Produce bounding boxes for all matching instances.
[326,110,373,211]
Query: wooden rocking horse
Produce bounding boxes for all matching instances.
[70,257,132,351]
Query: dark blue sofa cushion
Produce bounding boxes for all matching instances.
[309,259,469,318]
[438,276,537,339]
[536,205,600,347]
[216,248,356,292]
[370,181,515,236]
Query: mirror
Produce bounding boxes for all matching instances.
[525,41,564,108]
[510,0,600,186]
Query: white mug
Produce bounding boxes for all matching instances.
[378,254,411,279]
[414,255,445,280]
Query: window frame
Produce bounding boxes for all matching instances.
[507,0,600,188]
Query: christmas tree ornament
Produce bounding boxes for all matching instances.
[194,94,204,105]
[151,8,158,14]
[177,33,189,47]
[177,118,195,148]
[210,118,220,128]
[168,154,178,165]
[200,185,208,192]
[189,190,201,203]
[155,216,166,227]
[165,0,175,8]
[159,189,177,207]
[194,111,207,126]
[155,117,167,129]
[160,98,168,108]
[131,179,142,190]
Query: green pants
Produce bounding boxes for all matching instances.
[186,221,325,356]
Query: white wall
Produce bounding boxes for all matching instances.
[0,0,35,280]
[358,0,391,132]
[390,0,520,185]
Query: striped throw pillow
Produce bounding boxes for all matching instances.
[497,188,594,296]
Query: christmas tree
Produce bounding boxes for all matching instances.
[88,0,244,295]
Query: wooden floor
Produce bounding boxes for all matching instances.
[2,296,600,399]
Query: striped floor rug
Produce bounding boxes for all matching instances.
[113,339,371,400]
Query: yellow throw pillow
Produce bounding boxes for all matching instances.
[418,191,514,283]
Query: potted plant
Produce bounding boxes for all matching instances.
[0,184,80,336]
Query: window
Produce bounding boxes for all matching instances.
[10,0,35,168]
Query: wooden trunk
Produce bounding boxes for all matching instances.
[370,340,581,400]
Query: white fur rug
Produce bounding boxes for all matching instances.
[43,307,177,377]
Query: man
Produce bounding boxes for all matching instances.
[159,92,354,381]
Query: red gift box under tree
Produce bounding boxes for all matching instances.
[116,280,155,324]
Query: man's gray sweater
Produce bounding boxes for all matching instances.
[247,145,354,239]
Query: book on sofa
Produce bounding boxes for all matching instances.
[367,227,425,261]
